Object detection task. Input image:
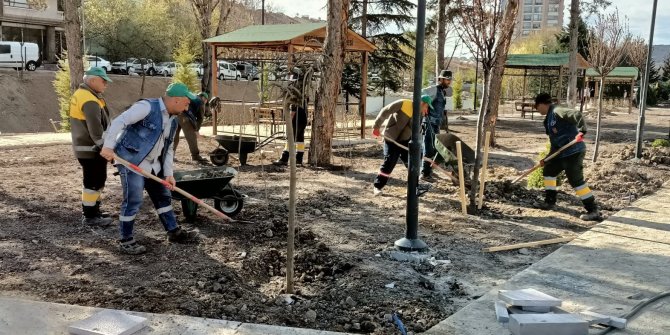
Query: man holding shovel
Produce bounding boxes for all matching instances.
[533,93,601,221]
[173,92,209,164]
[100,83,199,254]
[371,95,432,196]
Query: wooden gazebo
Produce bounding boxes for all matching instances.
[585,67,639,113]
[204,23,376,138]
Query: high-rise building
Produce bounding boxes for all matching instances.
[514,0,564,37]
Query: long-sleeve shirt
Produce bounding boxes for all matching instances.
[70,83,110,159]
[374,99,414,142]
[103,98,176,177]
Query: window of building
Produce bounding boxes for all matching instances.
[0,45,11,54]
[547,14,559,21]
[57,0,65,11]
[548,4,559,12]
[534,6,542,13]
[547,20,559,26]
[524,14,532,21]
[523,22,532,29]
[534,0,543,4]
[533,14,542,21]
[548,0,560,4]
[522,30,531,36]
[524,0,533,4]
[524,5,532,13]
[532,22,542,29]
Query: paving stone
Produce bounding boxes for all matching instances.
[521,306,551,313]
[508,314,588,335]
[580,311,627,329]
[494,301,509,323]
[68,310,147,335]
[498,288,562,307]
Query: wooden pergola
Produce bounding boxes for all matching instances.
[204,23,376,138]
[585,67,639,113]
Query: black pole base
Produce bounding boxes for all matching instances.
[394,237,428,252]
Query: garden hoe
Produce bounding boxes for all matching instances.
[512,132,584,184]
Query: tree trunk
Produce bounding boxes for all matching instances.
[308,0,349,166]
[567,0,580,108]
[199,4,213,95]
[64,0,84,93]
[592,76,604,162]
[436,0,449,73]
[201,43,212,94]
[469,0,519,210]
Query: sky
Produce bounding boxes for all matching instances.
[267,0,670,45]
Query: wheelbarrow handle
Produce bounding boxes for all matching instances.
[113,155,234,222]
[383,135,460,184]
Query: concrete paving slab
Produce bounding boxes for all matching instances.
[508,314,588,335]
[0,297,350,335]
[498,288,562,307]
[424,184,670,335]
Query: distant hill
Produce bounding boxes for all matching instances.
[652,45,670,65]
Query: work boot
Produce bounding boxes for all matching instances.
[118,238,147,255]
[167,226,200,243]
[192,155,210,165]
[296,152,304,166]
[81,215,113,227]
[373,187,383,196]
[417,183,431,197]
[533,201,556,210]
[95,202,111,218]
[273,151,289,166]
[420,173,437,183]
[580,210,603,221]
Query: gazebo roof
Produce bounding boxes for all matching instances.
[585,67,639,79]
[505,53,590,70]
[204,23,376,53]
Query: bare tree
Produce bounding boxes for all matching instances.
[566,0,580,108]
[435,0,451,71]
[626,36,647,105]
[190,0,235,95]
[453,0,519,210]
[588,10,631,162]
[64,0,84,92]
[309,0,350,166]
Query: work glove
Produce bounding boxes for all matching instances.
[372,128,381,138]
[575,132,584,142]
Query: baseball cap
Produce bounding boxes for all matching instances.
[166,82,197,100]
[85,67,112,82]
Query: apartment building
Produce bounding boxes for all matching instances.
[0,0,65,63]
[511,0,565,37]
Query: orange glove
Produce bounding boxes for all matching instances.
[575,132,584,142]
[372,128,381,138]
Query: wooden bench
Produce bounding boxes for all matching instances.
[514,102,537,120]
[251,106,285,135]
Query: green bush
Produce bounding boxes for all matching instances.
[652,139,670,148]
[527,142,565,189]
[172,36,199,92]
[452,71,463,110]
[53,54,71,131]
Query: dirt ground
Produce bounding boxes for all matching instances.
[0,109,668,334]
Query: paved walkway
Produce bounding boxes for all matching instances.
[425,184,670,335]
[0,296,349,335]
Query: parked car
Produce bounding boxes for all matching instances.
[188,63,204,77]
[0,42,40,71]
[111,58,157,75]
[156,62,182,76]
[235,62,259,81]
[85,55,111,72]
[217,60,241,80]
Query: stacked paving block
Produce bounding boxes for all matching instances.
[493,288,627,335]
[68,310,147,335]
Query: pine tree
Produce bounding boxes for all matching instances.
[648,58,661,84]
[661,55,670,82]
[347,0,416,95]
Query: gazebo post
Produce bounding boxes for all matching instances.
[522,68,527,105]
[557,66,563,102]
[360,51,368,139]
[211,44,219,135]
[629,77,634,114]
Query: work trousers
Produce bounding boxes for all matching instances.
[373,139,410,189]
[78,156,108,218]
[278,109,308,164]
[117,165,178,240]
[421,121,440,177]
[174,114,200,158]
[543,151,597,212]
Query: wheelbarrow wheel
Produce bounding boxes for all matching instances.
[214,189,243,217]
[210,148,229,166]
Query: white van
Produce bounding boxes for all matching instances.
[0,42,40,71]
[217,60,241,80]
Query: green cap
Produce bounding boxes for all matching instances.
[198,92,209,100]
[85,67,112,82]
[166,82,197,100]
[421,94,434,110]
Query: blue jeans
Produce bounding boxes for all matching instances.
[422,122,440,176]
[117,165,178,240]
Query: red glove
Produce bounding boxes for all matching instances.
[575,132,584,143]
[372,128,381,138]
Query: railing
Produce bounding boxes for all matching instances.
[3,0,31,9]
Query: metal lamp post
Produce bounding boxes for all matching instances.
[635,0,658,158]
[394,0,428,252]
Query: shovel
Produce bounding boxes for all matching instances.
[511,133,584,184]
